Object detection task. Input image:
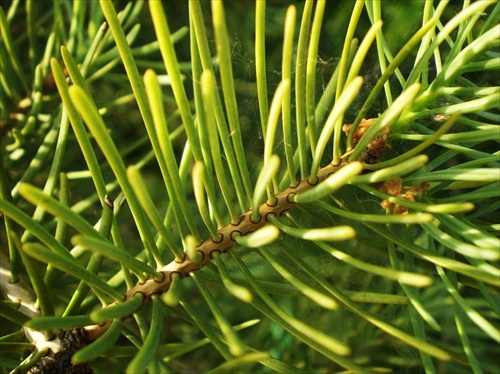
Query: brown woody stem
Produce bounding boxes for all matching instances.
[82,161,345,342]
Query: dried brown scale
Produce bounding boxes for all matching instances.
[82,161,344,342]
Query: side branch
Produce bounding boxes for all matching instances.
[83,161,344,341]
